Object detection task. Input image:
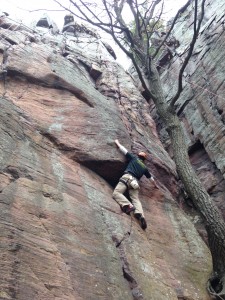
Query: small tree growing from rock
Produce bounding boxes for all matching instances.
[55,0,225,297]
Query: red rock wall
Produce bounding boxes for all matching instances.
[0,15,211,300]
[157,0,225,221]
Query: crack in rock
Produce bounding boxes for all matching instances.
[112,235,144,300]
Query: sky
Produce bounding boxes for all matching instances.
[1,0,188,29]
[0,0,188,66]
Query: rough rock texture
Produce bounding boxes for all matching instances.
[154,0,225,221]
[0,13,212,300]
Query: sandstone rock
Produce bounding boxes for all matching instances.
[35,14,59,35]
[158,0,225,219]
[0,13,212,300]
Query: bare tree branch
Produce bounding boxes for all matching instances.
[152,0,192,59]
[145,0,163,25]
[20,8,65,12]
[71,0,101,23]
[54,0,126,34]
[113,0,145,59]
[170,0,206,109]
[127,0,140,38]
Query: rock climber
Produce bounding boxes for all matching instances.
[113,139,157,230]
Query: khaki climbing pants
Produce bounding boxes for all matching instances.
[112,173,144,216]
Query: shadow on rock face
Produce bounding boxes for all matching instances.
[81,159,125,187]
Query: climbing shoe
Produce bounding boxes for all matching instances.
[140,217,147,230]
[122,204,135,214]
[134,213,141,220]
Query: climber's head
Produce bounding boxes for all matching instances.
[138,151,147,160]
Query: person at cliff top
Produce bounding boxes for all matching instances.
[113,139,157,230]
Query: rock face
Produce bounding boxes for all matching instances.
[0,11,213,300]
[156,0,225,220]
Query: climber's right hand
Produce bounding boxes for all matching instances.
[115,139,120,147]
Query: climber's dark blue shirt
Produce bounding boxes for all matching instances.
[124,152,151,180]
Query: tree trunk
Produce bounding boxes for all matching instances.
[148,63,225,295]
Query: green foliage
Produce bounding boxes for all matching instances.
[127,16,165,58]
[128,17,165,49]
[128,18,165,37]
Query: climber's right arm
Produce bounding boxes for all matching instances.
[114,139,128,155]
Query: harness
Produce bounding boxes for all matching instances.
[119,173,139,189]
[119,177,129,187]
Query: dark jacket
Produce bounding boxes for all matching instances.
[124,152,152,180]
